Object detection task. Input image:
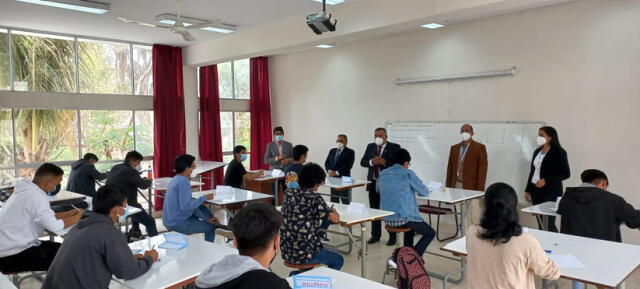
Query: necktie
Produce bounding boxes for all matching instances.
[457,145,468,182]
[374,145,382,179]
[333,149,341,166]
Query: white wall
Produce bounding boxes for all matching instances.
[269,0,640,243]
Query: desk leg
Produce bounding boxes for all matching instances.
[274,179,279,205]
[147,188,153,215]
[360,224,367,278]
[460,200,467,237]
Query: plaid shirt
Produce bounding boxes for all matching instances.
[385,217,409,228]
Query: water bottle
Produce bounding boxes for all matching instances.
[147,165,153,180]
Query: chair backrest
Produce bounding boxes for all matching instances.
[392,246,431,289]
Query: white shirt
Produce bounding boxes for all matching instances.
[0,180,64,257]
[531,151,547,184]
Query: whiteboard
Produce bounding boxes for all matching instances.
[386,121,545,202]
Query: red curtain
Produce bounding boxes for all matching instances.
[199,65,224,189]
[249,57,273,170]
[152,44,185,210]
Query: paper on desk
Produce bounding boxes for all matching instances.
[427,181,443,191]
[216,185,233,194]
[272,169,284,177]
[341,176,352,183]
[347,202,368,215]
[549,254,585,268]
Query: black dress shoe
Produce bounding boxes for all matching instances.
[386,238,397,246]
[367,237,380,244]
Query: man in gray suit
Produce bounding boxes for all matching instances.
[263,126,293,170]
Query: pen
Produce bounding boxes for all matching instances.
[70,204,82,214]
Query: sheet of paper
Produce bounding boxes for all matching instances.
[549,254,586,268]
[216,185,233,194]
[427,181,442,191]
[341,176,352,183]
[292,275,333,289]
[347,202,368,215]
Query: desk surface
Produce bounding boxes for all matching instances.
[0,273,18,289]
[152,177,204,191]
[192,188,273,206]
[441,228,640,287]
[521,201,559,217]
[287,267,394,289]
[323,202,393,227]
[416,187,484,204]
[191,161,226,178]
[121,233,238,289]
[322,177,368,190]
[253,170,285,181]
[48,190,86,203]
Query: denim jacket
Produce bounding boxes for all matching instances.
[378,164,430,223]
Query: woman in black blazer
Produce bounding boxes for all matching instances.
[524,126,570,232]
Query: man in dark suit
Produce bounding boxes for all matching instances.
[360,127,401,245]
[324,134,355,204]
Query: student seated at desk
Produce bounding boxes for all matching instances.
[196,203,291,289]
[0,163,83,272]
[558,169,640,289]
[283,144,308,189]
[42,185,158,289]
[163,154,221,242]
[106,150,158,238]
[281,163,343,273]
[223,145,263,189]
[378,148,436,256]
[466,183,560,289]
[66,153,108,197]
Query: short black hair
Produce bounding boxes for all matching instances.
[93,184,127,215]
[375,127,387,133]
[229,203,282,256]
[125,150,144,162]
[33,163,64,183]
[174,154,196,173]
[393,148,411,166]
[83,153,99,162]
[273,126,284,134]
[233,145,247,154]
[298,163,326,189]
[337,134,348,141]
[479,183,522,245]
[581,169,609,185]
[292,145,308,161]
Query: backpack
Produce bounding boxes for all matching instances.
[392,246,431,289]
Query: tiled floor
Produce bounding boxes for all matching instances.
[15,205,640,289]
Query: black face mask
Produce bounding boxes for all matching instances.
[50,184,61,196]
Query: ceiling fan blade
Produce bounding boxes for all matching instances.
[178,31,196,41]
[186,20,223,30]
[117,16,168,28]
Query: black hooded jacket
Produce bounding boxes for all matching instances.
[66,159,108,197]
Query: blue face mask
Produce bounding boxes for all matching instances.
[240,154,248,161]
[48,184,61,196]
[118,206,129,223]
[275,135,283,142]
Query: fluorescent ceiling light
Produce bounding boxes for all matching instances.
[16,0,109,14]
[158,17,235,34]
[315,44,334,49]
[199,27,234,34]
[421,23,445,29]
[312,0,345,5]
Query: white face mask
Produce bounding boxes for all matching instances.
[536,136,547,146]
[461,132,471,141]
[135,164,142,171]
[336,142,345,149]
[374,137,384,146]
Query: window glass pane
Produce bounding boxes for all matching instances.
[233,59,250,99]
[218,62,233,99]
[11,31,76,92]
[0,29,9,90]
[222,154,234,176]
[135,111,154,156]
[80,110,133,161]
[234,112,250,151]
[133,45,153,95]
[78,39,131,94]
[14,109,78,163]
[220,112,233,152]
[0,109,13,167]
[0,169,15,186]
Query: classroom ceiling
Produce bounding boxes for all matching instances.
[0,0,361,46]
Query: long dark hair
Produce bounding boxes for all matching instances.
[539,126,562,149]
[478,183,523,245]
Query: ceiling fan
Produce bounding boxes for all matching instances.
[117,0,223,41]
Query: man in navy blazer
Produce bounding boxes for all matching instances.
[360,127,401,245]
[324,134,355,204]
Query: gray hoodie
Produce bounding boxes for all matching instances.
[41,213,154,289]
[196,255,290,289]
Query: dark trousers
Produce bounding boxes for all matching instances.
[130,203,159,237]
[404,221,436,256]
[369,180,396,240]
[330,188,351,204]
[0,241,60,272]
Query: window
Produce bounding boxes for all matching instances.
[1,26,152,96]
[1,109,153,179]
[220,111,251,155]
[78,39,131,94]
[11,31,76,92]
[218,59,250,99]
[0,29,9,90]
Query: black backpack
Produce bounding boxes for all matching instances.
[392,246,431,289]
